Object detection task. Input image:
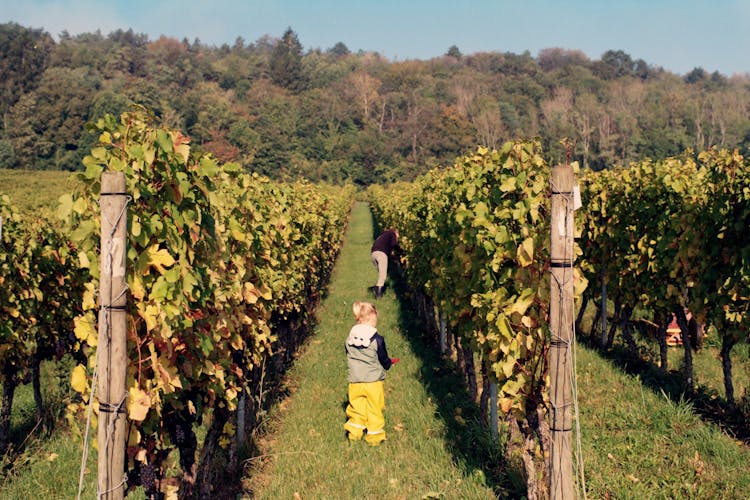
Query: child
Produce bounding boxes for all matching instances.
[344,301,399,446]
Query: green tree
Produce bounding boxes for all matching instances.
[0,139,16,168]
[243,79,302,176]
[0,23,54,118]
[7,67,100,169]
[540,86,576,161]
[302,49,353,89]
[446,45,462,59]
[685,67,707,84]
[269,27,306,92]
[537,47,589,72]
[328,41,350,58]
[594,49,635,80]
[4,20,750,183]
[470,95,505,148]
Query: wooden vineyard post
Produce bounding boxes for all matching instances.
[549,163,576,499]
[489,380,498,441]
[438,309,447,354]
[98,172,128,500]
[600,266,607,348]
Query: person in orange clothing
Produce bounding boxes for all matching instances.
[343,301,399,446]
[666,313,683,346]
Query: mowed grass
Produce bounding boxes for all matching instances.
[576,344,750,498]
[0,183,748,499]
[0,169,80,212]
[578,306,750,408]
[0,427,99,500]
[246,202,750,499]
[0,359,108,500]
[0,168,98,498]
[244,201,500,499]
[660,338,749,402]
[0,168,138,500]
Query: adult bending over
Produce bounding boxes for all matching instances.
[370,228,399,298]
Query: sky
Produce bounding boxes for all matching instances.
[3,0,749,76]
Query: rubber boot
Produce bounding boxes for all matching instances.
[374,286,384,299]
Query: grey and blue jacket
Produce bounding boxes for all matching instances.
[345,324,393,383]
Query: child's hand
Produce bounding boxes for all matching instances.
[390,357,400,365]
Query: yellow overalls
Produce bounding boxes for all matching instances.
[344,324,390,446]
[344,380,386,445]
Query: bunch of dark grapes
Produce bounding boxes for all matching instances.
[140,463,157,497]
[164,408,197,472]
[173,422,186,445]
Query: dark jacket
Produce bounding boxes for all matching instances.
[371,230,398,256]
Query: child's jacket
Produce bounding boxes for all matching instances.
[345,324,393,383]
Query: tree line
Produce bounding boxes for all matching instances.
[1,22,749,184]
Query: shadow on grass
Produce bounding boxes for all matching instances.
[386,272,525,498]
[368,213,525,497]
[1,362,72,473]
[581,335,750,444]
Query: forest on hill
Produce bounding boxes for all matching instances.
[1,21,749,184]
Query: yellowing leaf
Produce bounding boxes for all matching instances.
[508,288,535,316]
[143,147,155,167]
[90,147,107,160]
[72,196,88,214]
[74,315,98,346]
[163,482,179,500]
[147,245,175,274]
[258,283,273,300]
[230,333,243,350]
[47,453,59,462]
[56,193,73,220]
[71,365,88,394]
[4,307,19,318]
[496,314,513,340]
[243,282,261,304]
[499,356,515,378]
[82,282,97,310]
[175,144,190,164]
[128,386,151,422]
[521,315,537,329]
[499,176,517,192]
[138,304,160,332]
[516,237,534,267]
[222,421,236,437]
[155,359,182,392]
[499,397,514,413]
[131,274,146,300]
[127,428,142,447]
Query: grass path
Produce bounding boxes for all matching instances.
[0,200,748,499]
[244,202,498,499]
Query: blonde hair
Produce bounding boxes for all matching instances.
[352,301,378,326]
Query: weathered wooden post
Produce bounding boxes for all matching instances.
[489,380,498,441]
[98,172,128,500]
[600,266,607,348]
[438,309,447,354]
[549,163,576,499]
